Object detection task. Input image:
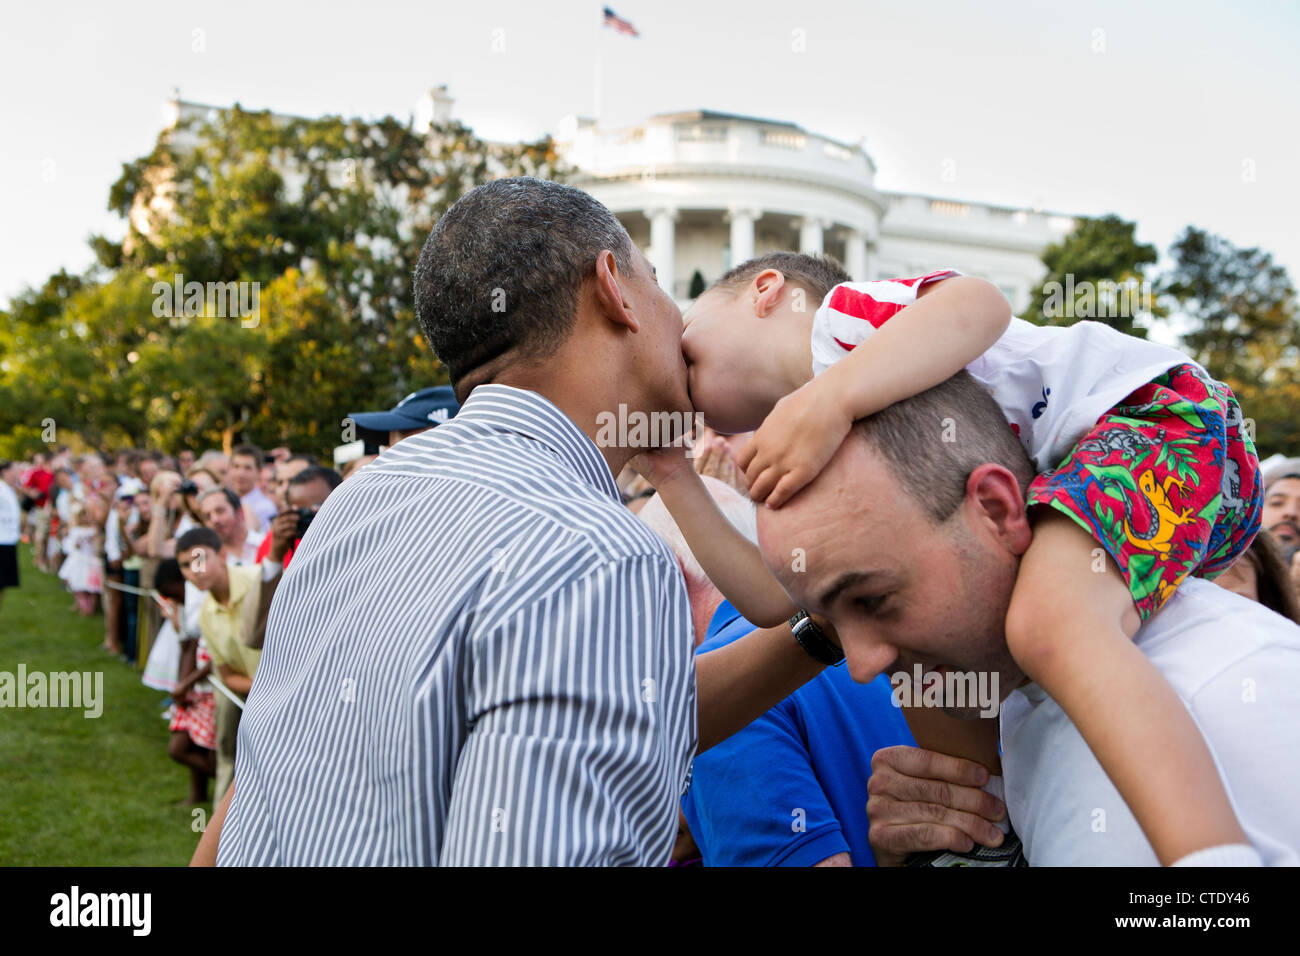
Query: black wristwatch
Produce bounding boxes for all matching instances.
[789,610,845,666]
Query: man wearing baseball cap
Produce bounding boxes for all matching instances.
[348,386,460,449]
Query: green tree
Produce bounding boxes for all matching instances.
[1,270,160,454]
[1160,227,1300,454]
[1022,214,1162,337]
[1,104,568,458]
[688,269,707,299]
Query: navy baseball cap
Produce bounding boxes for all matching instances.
[349,386,460,432]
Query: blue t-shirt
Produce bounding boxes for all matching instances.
[682,601,916,866]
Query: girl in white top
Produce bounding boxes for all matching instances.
[58,505,103,614]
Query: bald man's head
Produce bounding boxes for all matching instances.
[757,371,1035,690]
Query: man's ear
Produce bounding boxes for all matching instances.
[592,250,639,334]
[752,269,787,318]
[965,463,1032,556]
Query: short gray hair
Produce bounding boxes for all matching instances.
[196,486,241,515]
[413,177,635,394]
[854,370,1035,523]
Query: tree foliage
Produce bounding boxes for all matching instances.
[1,104,567,459]
[1021,214,1163,337]
[1160,227,1300,454]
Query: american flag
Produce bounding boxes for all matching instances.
[603,6,640,37]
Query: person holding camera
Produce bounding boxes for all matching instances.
[247,467,343,652]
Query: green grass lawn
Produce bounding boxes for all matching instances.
[0,546,208,865]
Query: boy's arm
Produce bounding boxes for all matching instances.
[639,455,795,627]
[741,276,1011,507]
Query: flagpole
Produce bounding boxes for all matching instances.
[593,6,604,123]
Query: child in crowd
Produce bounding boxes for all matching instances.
[58,503,103,616]
[643,253,1262,867]
[154,558,217,805]
[175,525,265,799]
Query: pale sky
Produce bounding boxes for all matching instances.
[3,0,1297,306]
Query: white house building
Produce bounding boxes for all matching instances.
[153,88,1075,313]
[557,108,1076,311]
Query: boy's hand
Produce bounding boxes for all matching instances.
[738,381,854,508]
[629,418,709,491]
[692,432,748,494]
[628,441,696,491]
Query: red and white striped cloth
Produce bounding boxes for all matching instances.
[809,269,1199,474]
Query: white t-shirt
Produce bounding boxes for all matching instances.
[232,529,266,565]
[0,482,21,545]
[105,508,127,562]
[55,488,73,525]
[241,486,278,531]
[810,271,1201,473]
[999,578,1300,866]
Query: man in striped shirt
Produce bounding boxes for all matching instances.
[200,178,831,866]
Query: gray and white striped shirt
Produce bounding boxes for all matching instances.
[216,384,697,866]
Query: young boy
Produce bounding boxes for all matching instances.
[643,252,1262,867]
[175,526,266,799]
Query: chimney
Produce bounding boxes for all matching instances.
[161,87,181,128]
[431,85,453,124]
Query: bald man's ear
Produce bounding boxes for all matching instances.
[752,269,787,318]
[593,250,639,333]
[965,463,1033,557]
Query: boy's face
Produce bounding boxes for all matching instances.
[620,245,694,428]
[681,287,777,434]
[178,544,226,592]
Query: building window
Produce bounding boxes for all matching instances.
[930,200,970,218]
[676,124,727,142]
[760,129,805,150]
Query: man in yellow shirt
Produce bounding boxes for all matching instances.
[176,526,271,797]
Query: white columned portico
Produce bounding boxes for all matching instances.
[845,229,868,280]
[799,218,827,255]
[863,242,877,282]
[648,207,678,295]
[727,207,759,267]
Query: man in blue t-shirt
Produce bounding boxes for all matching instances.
[682,600,916,866]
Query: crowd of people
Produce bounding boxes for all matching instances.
[1,442,353,804]
[5,417,1299,863]
[6,177,1300,868]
